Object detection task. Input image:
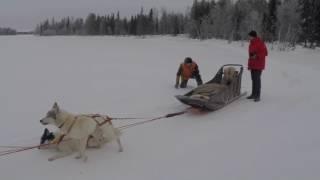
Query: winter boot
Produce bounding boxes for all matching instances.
[254,97,260,102]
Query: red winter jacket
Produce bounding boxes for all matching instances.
[248,37,268,70]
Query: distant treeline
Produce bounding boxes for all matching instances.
[35,8,185,37]
[0,27,16,35]
[35,0,320,48]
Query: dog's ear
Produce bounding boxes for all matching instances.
[53,102,60,112]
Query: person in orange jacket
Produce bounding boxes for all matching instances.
[175,57,203,88]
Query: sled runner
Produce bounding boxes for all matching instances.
[175,64,247,111]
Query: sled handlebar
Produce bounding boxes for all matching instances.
[220,64,243,74]
[221,64,243,68]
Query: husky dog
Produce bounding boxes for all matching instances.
[40,102,123,161]
[221,67,237,85]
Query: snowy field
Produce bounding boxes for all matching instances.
[0,35,319,180]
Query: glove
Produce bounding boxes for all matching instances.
[250,53,257,60]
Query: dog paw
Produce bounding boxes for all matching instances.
[48,157,55,161]
[75,155,82,159]
[118,148,123,152]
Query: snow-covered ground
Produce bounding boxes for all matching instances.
[0,35,319,180]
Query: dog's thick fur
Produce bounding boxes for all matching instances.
[40,102,123,161]
[189,67,238,100]
[221,67,237,85]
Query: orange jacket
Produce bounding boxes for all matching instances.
[177,62,198,80]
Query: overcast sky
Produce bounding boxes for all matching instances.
[0,0,194,31]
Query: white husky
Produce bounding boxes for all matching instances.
[40,102,123,161]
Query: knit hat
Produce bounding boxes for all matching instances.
[184,57,192,64]
[248,30,257,37]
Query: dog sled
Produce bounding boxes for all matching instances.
[175,64,247,111]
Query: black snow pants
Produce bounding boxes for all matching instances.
[250,69,262,98]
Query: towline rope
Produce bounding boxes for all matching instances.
[118,111,187,130]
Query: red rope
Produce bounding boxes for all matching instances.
[118,111,187,130]
[86,114,155,121]
[118,117,164,130]
[112,117,156,120]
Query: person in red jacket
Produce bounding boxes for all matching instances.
[175,57,203,88]
[247,30,268,102]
